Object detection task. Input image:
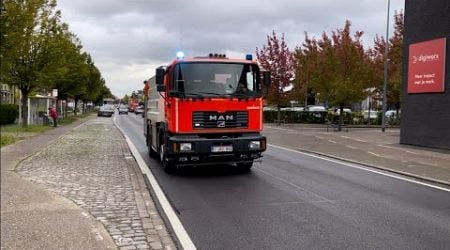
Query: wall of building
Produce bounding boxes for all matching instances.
[400,0,450,149]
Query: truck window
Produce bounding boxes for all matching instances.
[174,62,261,97]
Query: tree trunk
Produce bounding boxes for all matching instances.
[21,92,28,127]
[277,104,281,126]
[74,97,79,116]
[338,105,344,132]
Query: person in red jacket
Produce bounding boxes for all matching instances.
[50,106,58,127]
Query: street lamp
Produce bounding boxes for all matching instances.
[382,0,390,132]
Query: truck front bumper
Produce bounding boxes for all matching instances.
[165,133,266,166]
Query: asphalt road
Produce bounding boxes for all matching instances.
[115,113,450,250]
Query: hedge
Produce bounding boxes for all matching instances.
[0,104,18,125]
[264,110,328,123]
[264,110,385,125]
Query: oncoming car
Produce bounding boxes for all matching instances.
[134,106,144,115]
[97,105,115,117]
[118,105,129,115]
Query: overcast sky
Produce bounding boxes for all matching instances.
[57,0,404,98]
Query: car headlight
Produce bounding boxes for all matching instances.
[180,143,192,152]
[249,141,261,150]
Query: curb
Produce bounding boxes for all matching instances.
[270,143,450,187]
[113,115,196,250]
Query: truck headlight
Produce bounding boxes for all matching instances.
[249,141,261,150]
[180,143,192,152]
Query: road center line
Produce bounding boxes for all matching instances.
[268,144,450,192]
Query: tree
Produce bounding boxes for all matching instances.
[256,31,294,125]
[370,11,404,119]
[1,0,60,126]
[296,21,373,131]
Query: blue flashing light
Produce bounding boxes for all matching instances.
[176,51,185,59]
[246,54,253,60]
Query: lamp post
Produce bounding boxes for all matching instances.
[381,0,390,132]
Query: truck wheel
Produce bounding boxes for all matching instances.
[159,143,175,173]
[147,130,158,159]
[148,143,158,159]
[237,162,253,172]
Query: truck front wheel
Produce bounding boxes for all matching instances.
[237,162,253,172]
[159,142,175,173]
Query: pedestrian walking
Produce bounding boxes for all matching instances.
[50,106,58,127]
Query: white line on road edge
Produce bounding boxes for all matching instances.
[114,117,196,250]
[268,144,450,192]
[367,151,381,157]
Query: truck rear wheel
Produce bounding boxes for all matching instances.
[147,129,158,159]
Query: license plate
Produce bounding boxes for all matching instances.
[211,145,233,153]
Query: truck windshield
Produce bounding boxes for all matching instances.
[173,62,261,97]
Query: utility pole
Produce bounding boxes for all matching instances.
[382,0,390,132]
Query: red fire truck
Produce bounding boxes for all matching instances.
[144,53,270,172]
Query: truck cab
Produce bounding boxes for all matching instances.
[144,53,270,173]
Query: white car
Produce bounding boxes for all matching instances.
[362,110,378,119]
[386,110,400,118]
[334,108,352,115]
[307,105,326,112]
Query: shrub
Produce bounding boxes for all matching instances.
[0,104,18,125]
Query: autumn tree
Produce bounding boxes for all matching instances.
[370,11,404,119]
[256,31,294,124]
[295,21,373,131]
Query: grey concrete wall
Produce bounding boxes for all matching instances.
[400,0,450,149]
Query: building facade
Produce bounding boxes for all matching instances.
[400,0,450,149]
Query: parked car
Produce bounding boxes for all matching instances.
[334,108,352,115]
[362,110,378,120]
[118,105,129,115]
[97,105,114,117]
[280,107,305,112]
[386,110,400,118]
[307,105,326,112]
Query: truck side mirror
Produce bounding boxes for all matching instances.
[157,85,166,92]
[156,67,166,92]
[156,67,165,85]
[262,71,271,87]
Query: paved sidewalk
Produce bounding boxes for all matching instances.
[1,116,176,249]
[264,124,450,186]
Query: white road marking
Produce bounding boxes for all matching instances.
[114,116,196,250]
[346,145,358,150]
[378,144,396,149]
[354,138,367,143]
[368,151,381,157]
[404,150,420,155]
[268,144,450,192]
[328,140,337,144]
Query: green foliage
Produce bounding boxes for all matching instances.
[1,134,17,147]
[1,124,51,133]
[0,104,18,125]
[1,0,112,124]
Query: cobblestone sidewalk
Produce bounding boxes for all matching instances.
[16,118,176,250]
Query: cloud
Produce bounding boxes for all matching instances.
[57,0,404,98]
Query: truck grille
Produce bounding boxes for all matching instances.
[193,111,248,129]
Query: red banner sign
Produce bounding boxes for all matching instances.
[407,37,446,93]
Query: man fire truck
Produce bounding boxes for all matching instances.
[143,52,270,173]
